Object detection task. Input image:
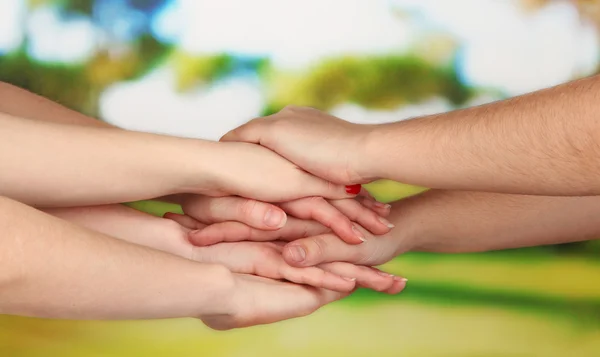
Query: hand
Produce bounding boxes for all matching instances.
[176,193,393,245]
[221,106,376,185]
[186,211,406,273]
[190,240,402,293]
[200,141,358,202]
[200,274,349,330]
[166,212,403,293]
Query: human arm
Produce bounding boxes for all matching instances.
[0,81,114,128]
[0,195,232,320]
[223,75,600,196]
[187,190,600,266]
[1,195,355,328]
[0,112,351,208]
[45,203,401,293]
[279,190,600,267]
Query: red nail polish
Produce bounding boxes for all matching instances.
[345,184,361,194]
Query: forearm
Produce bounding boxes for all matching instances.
[0,112,219,207]
[393,190,600,253]
[0,196,232,320]
[44,204,191,257]
[0,81,114,128]
[366,75,600,196]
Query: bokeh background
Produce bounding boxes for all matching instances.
[1,0,600,356]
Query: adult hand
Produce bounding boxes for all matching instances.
[200,274,349,330]
[184,212,408,279]
[176,193,393,245]
[221,106,376,184]
[165,212,402,293]
[199,141,359,202]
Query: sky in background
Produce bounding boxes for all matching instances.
[0,0,598,139]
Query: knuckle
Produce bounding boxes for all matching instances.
[308,196,327,207]
[309,236,329,260]
[237,199,259,219]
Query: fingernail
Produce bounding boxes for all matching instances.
[287,245,307,262]
[378,217,395,229]
[374,202,391,210]
[377,271,394,278]
[344,277,357,282]
[345,184,361,195]
[264,208,286,228]
[352,225,366,242]
[395,277,408,283]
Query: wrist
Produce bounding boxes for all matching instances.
[170,139,224,195]
[191,264,237,317]
[387,195,429,255]
[359,124,390,182]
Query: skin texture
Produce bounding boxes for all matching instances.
[0,81,401,328]
[0,81,386,244]
[223,74,600,196]
[198,190,600,268]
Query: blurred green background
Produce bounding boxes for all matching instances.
[1,0,600,356]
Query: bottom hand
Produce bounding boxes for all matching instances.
[201,273,350,330]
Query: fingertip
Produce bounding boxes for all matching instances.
[262,206,288,230]
[345,184,362,195]
[283,243,308,267]
[331,221,366,246]
[187,229,217,247]
[322,274,357,293]
[386,277,408,295]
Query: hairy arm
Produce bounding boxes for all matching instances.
[367,75,600,196]
[395,190,600,253]
[0,196,232,320]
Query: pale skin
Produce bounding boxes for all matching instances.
[222,74,600,196]
[0,82,400,328]
[0,194,363,330]
[0,81,395,243]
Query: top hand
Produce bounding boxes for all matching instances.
[197,141,357,202]
[221,106,376,185]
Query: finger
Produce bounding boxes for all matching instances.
[163,212,206,230]
[280,265,356,293]
[297,174,361,200]
[357,195,392,217]
[188,217,329,246]
[382,277,408,294]
[319,263,395,293]
[182,196,287,230]
[329,199,393,235]
[279,197,366,245]
[282,233,361,267]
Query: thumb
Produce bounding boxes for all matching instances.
[220,118,265,144]
[282,234,359,267]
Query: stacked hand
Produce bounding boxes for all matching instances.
[159,193,406,330]
[152,106,410,329]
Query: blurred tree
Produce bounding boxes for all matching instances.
[266,55,472,112]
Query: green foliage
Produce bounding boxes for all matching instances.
[268,54,473,111]
[57,0,94,15]
[170,52,237,91]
